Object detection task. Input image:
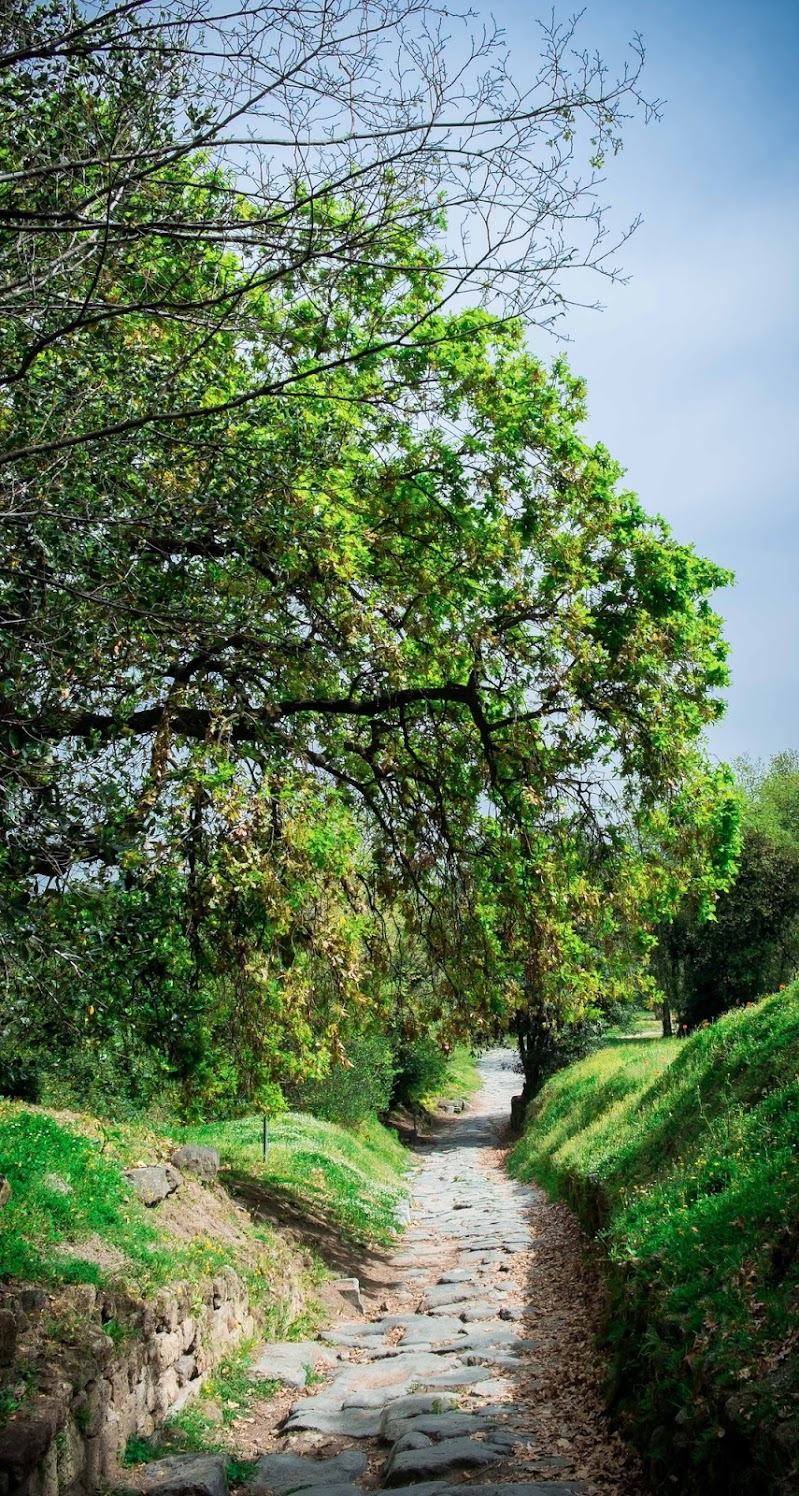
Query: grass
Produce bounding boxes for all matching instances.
[122,1344,276,1472]
[413,1044,482,1113]
[509,988,799,1494]
[0,1103,187,1291]
[181,1111,409,1246]
[0,1099,405,1302]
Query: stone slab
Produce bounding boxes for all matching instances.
[252,1341,333,1388]
[249,1450,366,1492]
[384,1435,503,1485]
[127,1455,227,1496]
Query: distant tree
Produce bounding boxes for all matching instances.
[653,755,799,1029]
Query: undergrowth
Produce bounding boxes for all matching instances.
[509,989,799,1494]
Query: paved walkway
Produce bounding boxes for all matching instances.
[248,1050,588,1495]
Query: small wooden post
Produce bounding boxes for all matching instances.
[262,1116,269,1160]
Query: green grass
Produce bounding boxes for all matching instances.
[123,1345,277,1470]
[0,1103,314,1325]
[509,989,799,1495]
[418,1045,481,1110]
[0,1103,185,1290]
[181,1111,409,1246]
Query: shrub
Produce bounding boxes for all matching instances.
[391,1036,449,1110]
[0,1049,41,1102]
[289,1033,395,1126]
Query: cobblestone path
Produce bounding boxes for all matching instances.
[244,1050,607,1495]
[137,1050,646,1496]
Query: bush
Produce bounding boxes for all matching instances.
[391,1036,450,1111]
[289,1033,395,1126]
[0,1050,41,1102]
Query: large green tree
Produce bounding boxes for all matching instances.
[1,5,737,1109]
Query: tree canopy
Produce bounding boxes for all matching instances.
[0,0,738,1111]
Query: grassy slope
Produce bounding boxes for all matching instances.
[0,1104,408,1297]
[509,990,799,1494]
[418,1044,482,1112]
[182,1111,409,1246]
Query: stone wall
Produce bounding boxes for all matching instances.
[0,1267,256,1496]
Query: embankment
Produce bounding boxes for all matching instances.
[509,990,799,1495]
[0,1103,408,1493]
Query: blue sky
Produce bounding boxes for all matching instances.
[497,0,799,765]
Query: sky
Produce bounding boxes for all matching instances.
[496,0,799,765]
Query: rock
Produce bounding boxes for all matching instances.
[384,1434,503,1484]
[378,1392,460,1430]
[43,1172,73,1195]
[170,1145,220,1181]
[420,1284,480,1311]
[0,1308,17,1366]
[382,1411,491,1444]
[252,1340,333,1388]
[250,1449,368,1492]
[124,1165,182,1206]
[454,1486,587,1495]
[285,1405,383,1438]
[0,1175,10,1208]
[128,1454,228,1496]
[193,1398,224,1427]
[460,1301,500,1321]
[20,1288,47,1313]
[0,1400,62,1487]
[331,1276,364,1312]
[393,1431,434,1452]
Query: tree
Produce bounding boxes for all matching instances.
[653,755,799,1029]
[1,0,657,473]
[1,208,738,1099]
[1,11,737,1107]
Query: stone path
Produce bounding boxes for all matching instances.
[135,1050,646,1496]
[245,1050,587,1496]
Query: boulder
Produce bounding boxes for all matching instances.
[124,1165,181,1206]
[331,1276,364,1313]
[127,1453,228,1496]
[170,1145,220,1181]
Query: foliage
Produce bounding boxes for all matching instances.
[428,1045,482,1106]
[509,990,799,1494]
[0,1050,41,1102]
[654,753,799,1028]
[182,1111,409,1246]
[289,1033,396,1127]
[0,2,737,1110]
[391,1038,451,1111]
